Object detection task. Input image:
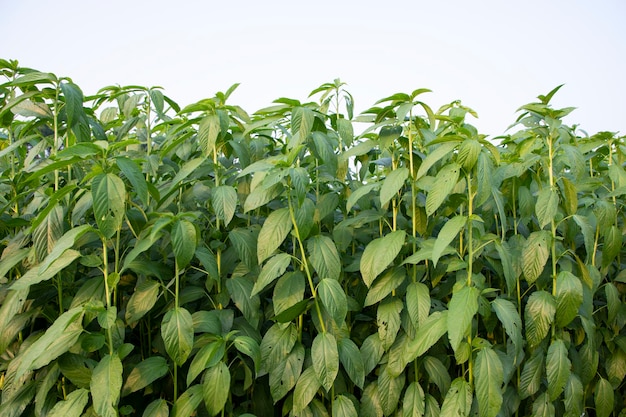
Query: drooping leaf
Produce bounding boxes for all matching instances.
[492,298,523,356]
[347,182,380,212]
[143,399,169,417]
[519,349,544,399]
[361,230,406,287]
[555,271,583,328]
[312,332,339,391]
[46,388,89,417]
[426,163,461,216]
[11,249,81,291]
[260,323,298,373]
[531,392,555,417]
[546,338,571,401]
[380,167,409,207]
[233,336,261,373]
[475,347,504,417]
[423,356,451,396]
[378,365,405,415]
[293,367,321,415]
[522,231,551,284]
[90,355,123,417]
[125,279,160,325]
[307,235,341,281]
[338,337,365,388]
[317,278,347,325]
[457,139,481,171]
[377,298,403,349]
[406,281,430,328]
[92,173,126,239]
[416,142,457,180]
[432,215,466,267]
[269,342,304,402]
[448,285,480,355]
[524,290,556,348]
[402,382,426,417]
[116,156,149,205]
[252,252,291,296]
[226,276,261,329]
[257,207,292,264]
[365,267,406,307]
[171,218,197,269]
[171,385,203,417]
[161,307,194,365]
[535,187,559,229]
[121,356,168,397]
[563,374,583,417]
[202,362,231,416]
[228,227,259,270]
[272,271,305,316]
[212,185,238,226]
[404,311,449,362]
[333,394,358,417]
[440,377,472,417]
[595,377,614,417]
[187,339,226,387]
[361,334,385,376]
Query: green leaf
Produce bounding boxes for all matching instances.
[563,374,583,417]
[161,307,194,365]
[164,157,205,197]
[257,207,292,264]
[307,235,341,281]
[260,323,298,373]
[228,227,259,270]
[187,339,226,386]
[346,182,379,212]
[294,197,315,240]
[595,377,614,417]
[15,307,84,378]
[243,182,283,212]
[121,356,168,396]
[475,347,503,417]
[522,231,551,284]
[361,334,385,376]
[252,252,291,296]
[116,156,149,205]
[312,332,339,391]
[11,249,81,291]
[535,188,559,229]
[37,224,93,275]
[198,114,221,157]
[605,282,620,324]
[519,349,544,399]
[380,167,409,207]
[416,142,457,180]
[406,281,430,328]
[203,362,231,416]
[546,339,570,401]
[233,336,261,373]
[90,355,123,417]
[440,377,472,417]
[225,276,261,329]
[92,173,126,239]
[171,218,197,269]
[273,271,305,316]
[602,225,621,268]
[492,298,523,356]
[338,337,365,388]
[293,367,321,415]
[555,271,583,328]
[457,139,481,170]
[448,285,480,355]
[531,392,555,417]
[212,185,238,226]
[432,215,466,267]
[291,106,315,147]
[269,342,304,402]
[317,278,347,325]
[377,298,403,349]
[125,279,160,325]
[402,382,426,417]
[404,311,449,362]
[46,388,89,417]
[333,394,358,417]
[572,215,594,263]
[425,163,460,216]
[361,230,406,287]
[171,385,203,417]
[423,356,451,396]
[143,399,169,417]
[378,365,405,415]
[360,382,383,417]
[524,290,556,348]
[365,267,406,307]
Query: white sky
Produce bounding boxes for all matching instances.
[2,0,624,138]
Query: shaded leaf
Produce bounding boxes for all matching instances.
[90,355,123,417]
[522,231,551,284]
[252,252,291,296]
[122,356,168,396]
[475,347,503,417]
[448,285,480,354]
[203,362,231,416]
[312,332,339,391]
[318,278,347,325]
[307,235,341,281]
[432,215,466,267]
[161,307,194,365]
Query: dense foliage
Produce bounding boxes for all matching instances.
[0,58,625,417]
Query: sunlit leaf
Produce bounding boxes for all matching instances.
[312,332,339,391]
[475,347,503,417]
[90,355,123,417]
[161,307,194,365]
[257,207,292,264]
[524,290,555,348]
[448,285,479,355]
[426,163,461,216]
[360,230,406,287]
[203,362,231,416]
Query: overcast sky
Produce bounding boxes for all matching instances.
[2,0,624,138]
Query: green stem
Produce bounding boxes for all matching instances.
[102,239,114,356]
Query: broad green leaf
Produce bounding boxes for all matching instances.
[546,339,570,401]
[243,182,283,212]
[61,81,90,142]
[90,355,123,417]
[171,218,197,269]
[121,356,168,396]
[457,139,481,170]
[404,311,449,362]
[555,271,583,328]
[572,215,594,263]
[187,339,226,386]
[226,276,261,329]
[519,349,544,399]
[171,385,203,417]
[260,323,298,373]
[161,307,194,365]
[269,342,304,402]
[595,377,614,417]
[11,98,52,118]
[425,163,461,216]
[212,185,238,226]
[15,307,84,378]
[416,142,457,179]
[92,173,126,239]
[380,167,409,207]
[116,156,148,205]
[378,365,405,415]
[360,230,406,287]
[493,240,516,295]
[432,215,466,267]
[605,282,620,324]
[11,249,81,291]
[294,197,316,240]
[293,367,321,415]
[333,394,358,417]
[318,278,347,325]
[377,298,403,349]
[290,166,309,204]
[143,399,169,417]
[37,224,93,274]
[524,290,555,348]
[406,281,430,328]
[560,177,578,216]
[125,279,160,325]
[307,235,341,281]
[531,392,555,417]
[338,337,365,388]
[403,382,426,417]
[47,388,89,417]
[365,267,405,307]
[440,378,472,417]
[228,227,259,270]
[203,362,231,416]
[423,356,451,396]
[360,382,383,417]
[535,188,558,229]
[233,336,261,373]
[32,203,64,263]
[164,157,204,197]
[602,225,621,268]
[291,106,315,147]
[273,271,305,316]
[252,252,291,296]
[361,333,385,376]
[312,332,339,391]
[198,114,220,157]
[347,182,379,212]
[492,298,523,356]
[522,231,551,284]
[475,347,503,417]
[257,207,292,263]
[563,374,583,417]
[448,285,480,355]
